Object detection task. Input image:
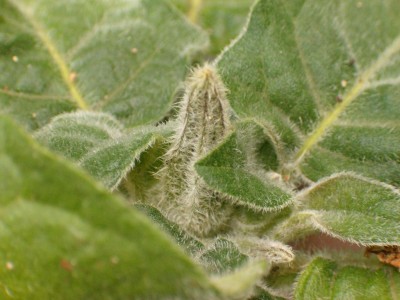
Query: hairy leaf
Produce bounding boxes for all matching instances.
[135,204,205,256]
[297,173,400,245]
[212,260,270,300]
[199,238,248,274]
[295,257,400,300]
[0,116,220,299]
[0,0,207,130]
[195,121,292,211]
[35,111,172,189]
[217,0,400,186]
[35,111,123,161]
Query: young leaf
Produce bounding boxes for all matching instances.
[0,0,208,130]
[217,0,400,186]
[0,116,220,299]
[80,124,172,190]
[212,260,270,300]
[35,111,123,161]
[195,121,293,212]
[35,111,172,189]
[295,257,400,300]
[297,173,400,245]
[159,64,233,237]
[199,238,249,274]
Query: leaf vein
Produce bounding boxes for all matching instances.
[7,0,88,110]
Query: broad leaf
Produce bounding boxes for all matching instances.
[195,121,293,211]
[297,173,400,245]
[0,116,220,299]
[35,111,172,189]
[199,238,248,274]
[0,0,207,130]
[217,0,400,187]
[295,257,400,300]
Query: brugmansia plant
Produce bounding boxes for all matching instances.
[1,0,399,299]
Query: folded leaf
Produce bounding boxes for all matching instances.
[36,111,172,189]
[195,121,293,212]
[0,0,208,129]
[212,260,270,300]
[199,238,248,274]
[80,124,171,189]
[217,0,400,186]
[0,116,219,299]
[295,257,400,300]
[35,111,123,161]
[297,173,400,245]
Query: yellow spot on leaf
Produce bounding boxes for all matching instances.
[6,261,14,270]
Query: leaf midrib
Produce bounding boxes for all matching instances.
[294,33,400,166]
[7,0,88,110]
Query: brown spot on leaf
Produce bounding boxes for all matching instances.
[69,72,77,83]
[60,259,73,272]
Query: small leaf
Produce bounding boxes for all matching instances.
[0,0,208,130]
[212,260,270,300]
[35,111,172,189]
[295,257,400,300]
[297,173,400,245]
[234,237,295,264]
[199,238,248,274]
[159,64,233,236]
[80,124,171,189]
[195,121,293,212]
[35,111,123,161]
[0,116,219,299]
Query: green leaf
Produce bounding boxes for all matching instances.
[35,111,173,189]
[195,121,293,212]
[135,204,205,256]
[212,260,270,300]
[297,173,400,245]
[0,0,208,130]
[171,0,253,56]
[121,139,168,202]
[199,238,248,274]
[217,0,400,186]
[0,116,220,299]
[80,124,172,189]
[35,111,123,161]
[295,257,400,300]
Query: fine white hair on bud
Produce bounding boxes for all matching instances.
[158,64,233,237]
